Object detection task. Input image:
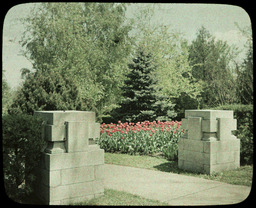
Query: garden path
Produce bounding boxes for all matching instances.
[104,164,251,205]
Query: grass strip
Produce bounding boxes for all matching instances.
[75,188,169,206]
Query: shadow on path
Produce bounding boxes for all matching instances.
[153,161,180,173]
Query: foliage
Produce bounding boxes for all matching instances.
[212,104,253,165]
[235,25,253,105]
[20,3,133,120]
[237,125,253,165]
[153,92,177,121]
[2,114,46,202]
[111,50,176,122]
[236,48,253,104]
[131,5,203,102]
[8,70,84,115]
[2,70,12,115]
[172,92,199,121]
[110,5,203,122]
[189,26,239,107]
[18,3,204,121]
[112,50,157,122]
[96,120,184,160]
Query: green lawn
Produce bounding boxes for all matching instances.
[75,188,169,206]
[105,152,253,187]
[23,189,169,206]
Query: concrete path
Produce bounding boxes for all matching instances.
[104,164,251,205]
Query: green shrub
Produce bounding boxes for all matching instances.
[8,70,84,116]
[2,114,46,202]
[211,104,253,165]
[172,92,199,121]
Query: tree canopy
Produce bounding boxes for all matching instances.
[112,49,176,122]
[20,3,133,119]
[2,70,12,115]
[235,25,253,105]
[131,5,203,101]
[8,69,84,115]
[188,26,238,107]
[6,3,252,121]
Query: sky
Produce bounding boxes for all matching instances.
[3,3,252,90]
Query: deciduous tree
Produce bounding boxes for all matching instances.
[2,70,12,115]
[20,3,133,119]
[188,26,238,107]
[235,25,253,104]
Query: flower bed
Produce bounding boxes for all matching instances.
[96,120,184,161]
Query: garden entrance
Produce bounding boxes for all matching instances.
[34,111,104,205]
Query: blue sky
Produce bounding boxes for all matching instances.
[3,3,251,90]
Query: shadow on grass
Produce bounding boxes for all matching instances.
[153,160,199,175]
[153,161,184,174]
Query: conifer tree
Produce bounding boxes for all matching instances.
[112,50,175,122]
[8,70,84,115]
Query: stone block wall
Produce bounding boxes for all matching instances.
[178,110,240,174]
[34,111,104,205]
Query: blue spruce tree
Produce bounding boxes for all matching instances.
[112,50,176,122]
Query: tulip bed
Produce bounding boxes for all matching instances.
[96,120,184,161]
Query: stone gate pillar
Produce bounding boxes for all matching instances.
[178,110,240,174]
[34,111,104,205]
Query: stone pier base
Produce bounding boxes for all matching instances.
[36,145,104,205]
[178,110,240,174]
[34,111,104,205]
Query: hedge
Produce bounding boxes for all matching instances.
[211,104,253,165]
[2,114,46,202]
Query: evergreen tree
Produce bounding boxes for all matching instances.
[8,70,84,115]
[112,50,175,122]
